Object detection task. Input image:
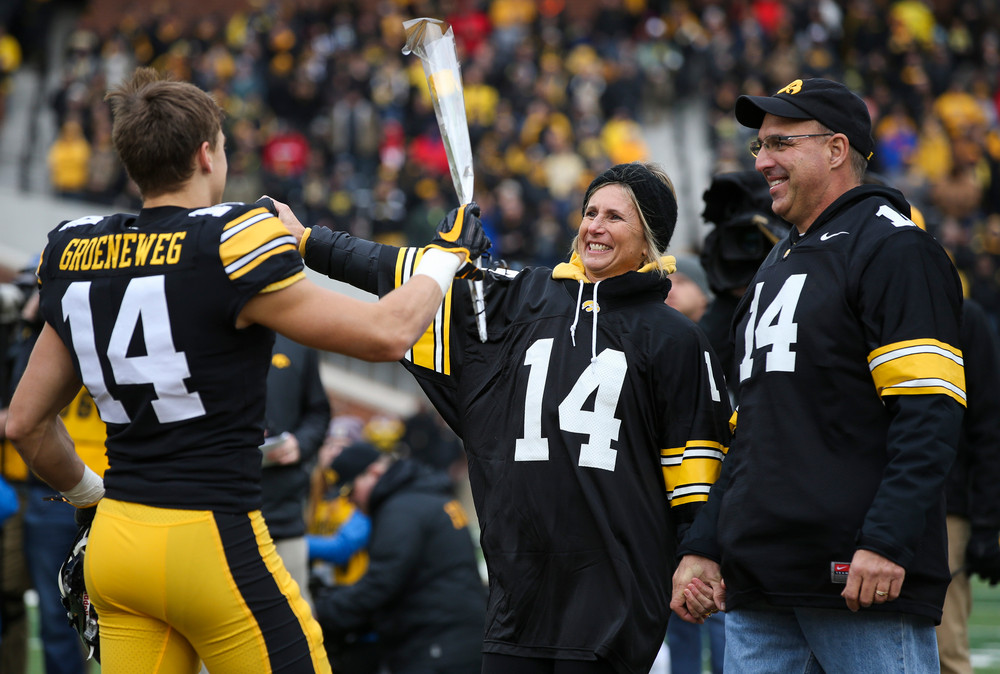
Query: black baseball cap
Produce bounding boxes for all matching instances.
[330,442,382,490]
[736,78,875,162]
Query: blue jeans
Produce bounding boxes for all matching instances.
[725,604,939,674]
[667,613,725,674]
[23,486,87,674]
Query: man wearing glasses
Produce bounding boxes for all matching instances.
[673,78,965,672]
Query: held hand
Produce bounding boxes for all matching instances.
[426,202,491,280]
[256,196,305,246]
[842,548,905,611]
[965,528,1000,586]
[671,555,724,624]
[682,577,719,623]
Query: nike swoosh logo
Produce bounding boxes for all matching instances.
[820,231,849,241]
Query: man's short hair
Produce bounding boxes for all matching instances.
[105,67,225,199]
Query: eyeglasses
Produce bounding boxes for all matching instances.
[749,133,834,157]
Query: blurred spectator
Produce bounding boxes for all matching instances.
[307,430,378,674]
[330,85,381,183]
[937,298,1000,674]
[601,107,649,165]
[0,478,14,528]
[361,414,406,453]
[0,25,21,131]
[1,276,107,674]
[308,415,370,586]
[84,112,125,205]
[446,0,491,60]
[666,255,713,324]
[401,407,469,499]
[261,334,331,609]
[873,101,919,183]
[260,118,310,206]
[540,123,586,220]
[47,115,91,199]
[488,0,535,58]
[311,444,486,674]
[0,268,34,673]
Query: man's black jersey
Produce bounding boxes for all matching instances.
[683,184,966,622]
[37,203,304,511]
[302,230,732,674]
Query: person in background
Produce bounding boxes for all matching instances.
[261,333,330,608]
[2,271,106,674]
[307,419,380,674]
[0,264,37,673]
[307,416,371,587]
[312,442,486,674]
[674,77,965,673]
[665,255,713,324]
[4,66,488,673]
[276,160,733,673]
[0,24,21,134]
[20,291,107,674]
[0,471,13,644]
[47,115,91,200]
[936,300,1000,674]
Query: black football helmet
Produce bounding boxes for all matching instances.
[58,523,100,662]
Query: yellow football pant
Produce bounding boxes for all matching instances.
[85,498,330,674]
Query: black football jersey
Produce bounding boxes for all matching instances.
[38,203,304,511]
[715,184,965,620]
[301,229,732,674]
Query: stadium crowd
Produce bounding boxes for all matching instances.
[4,0,1000,328]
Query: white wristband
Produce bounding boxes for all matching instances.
[60,465,105,508]
[414,248,462,295]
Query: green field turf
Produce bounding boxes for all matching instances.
[971,577,1000,673]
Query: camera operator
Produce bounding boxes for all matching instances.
[698,171,791,396]
[0,259,36,672]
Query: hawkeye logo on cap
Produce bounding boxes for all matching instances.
[777,79,803,95]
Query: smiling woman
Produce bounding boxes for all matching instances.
[288,159,733,673]
[578,184,646,281]
[573,162,677,282]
